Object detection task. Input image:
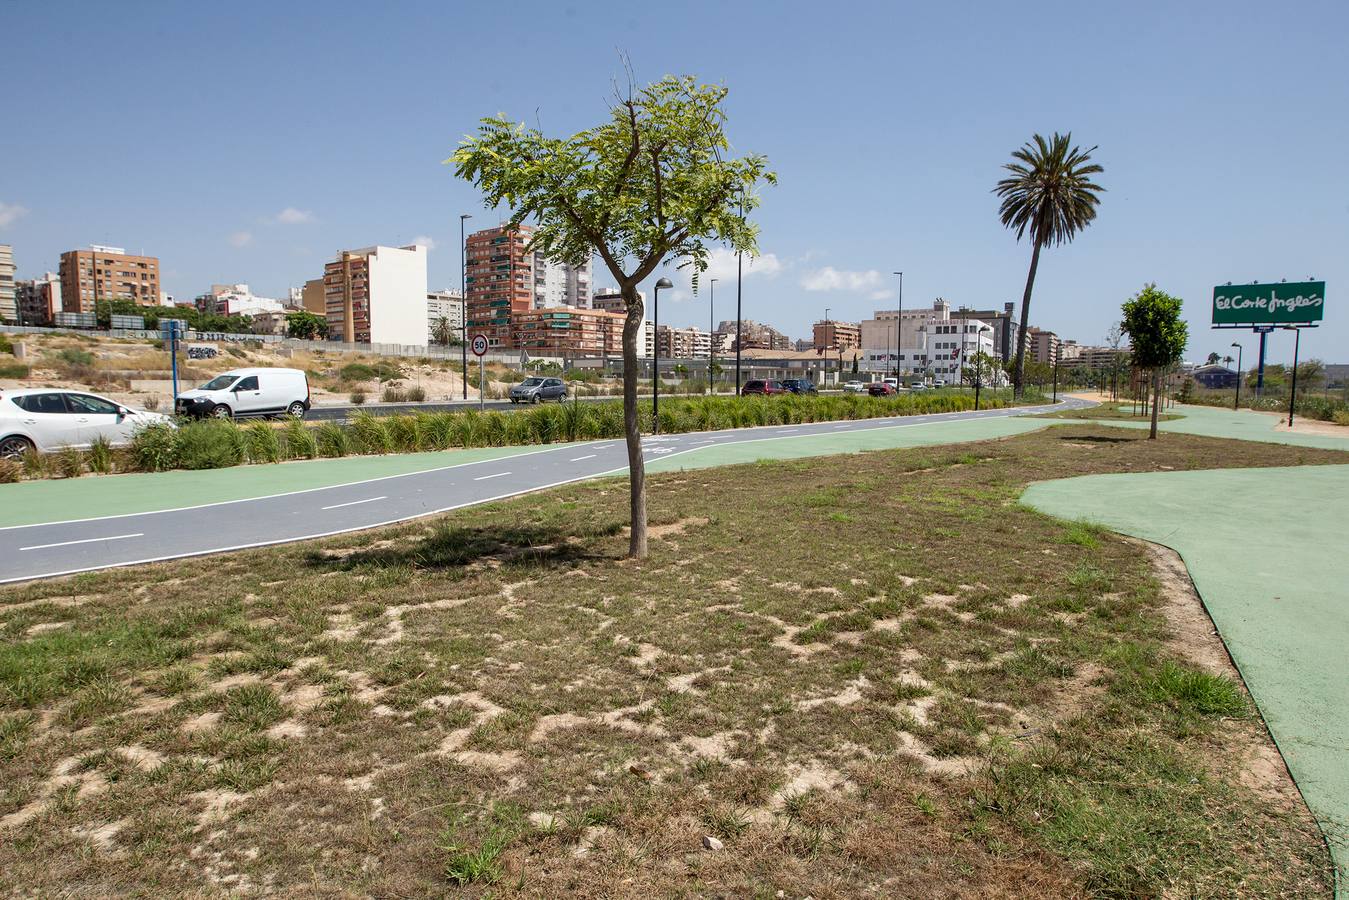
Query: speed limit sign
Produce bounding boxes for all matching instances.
[471,334,488,357]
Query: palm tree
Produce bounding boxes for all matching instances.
[995,133,1105,398]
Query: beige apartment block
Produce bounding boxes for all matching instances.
[58,245,160,314]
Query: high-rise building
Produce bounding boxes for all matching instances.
[16,272,62,326]
[0,245,15,322]
[716,318,791,351]
[1026,327,1061,365]
[465,224,594,348]
[322,244,428,345]
[654,325,712,359]
[513,308,625,355]
[58,246,160,315]
[812,320,861,352]
[427,289,465,344]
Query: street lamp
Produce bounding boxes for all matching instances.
[708,278,718,395]
[886,323,893,380]
[892,271,903,373]
[652,277,673,433]
[1230,341,1243,411]
[734,193,745,395]
[824,307,831,387]
[459,213,472,400]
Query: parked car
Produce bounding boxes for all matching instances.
[867,382,896,396]
[910,383,928,392]
[509,376,567,403]
[781,379,818,395]
[177,368,311,420]
[0,388,172,458]
[741,380,788,396]
[842,380,867,393]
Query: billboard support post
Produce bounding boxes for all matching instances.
[1286,326,1301,429]
[1256,330,1267,396]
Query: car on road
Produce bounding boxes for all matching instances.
[781,378,818,395]
[740,380,788,396]
[843,380,867,393]
[509,376,567,403]
[177,368,311,420]
[867,382,896,396]
[910,383,928,392]
[1,388,172,459]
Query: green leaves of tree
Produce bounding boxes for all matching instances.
[1121,284,1188,369]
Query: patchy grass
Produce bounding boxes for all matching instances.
[0,424,1341,896]
[1036,403,1181,422]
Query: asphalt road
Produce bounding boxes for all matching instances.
[0,398,1091,584]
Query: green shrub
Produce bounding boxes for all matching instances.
[1149,662,1247,718]
[0,363,28,379]
[349,412,391,454]
[1334,410,1349,427]
[0,335,12,354]
[349,389,366,405]
[0,458,19,483]
[282,419,317,459]
[386,415,420,452]
[21,448,46,478]
[58,347,96,366]
[381,385,408,403]
[407,385,427,402]
[316,422,351,458]
[244,421,282,464]
[419,413,455,450]
[128,423,180,471]
[87,436,114,474]
[176,420,245,470]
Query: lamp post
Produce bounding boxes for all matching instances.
[708,278,718,395]
[652,277,673,433]
[892,271,903,374]
[824,307,831,388]
[735,194,744,394]
[459,214,472,400]
[1230,341,1243,411]
[886,324,893,380]
[1285,326,1301,429]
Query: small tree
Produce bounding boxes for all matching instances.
[286,310,328,340]
[1120,284,1188,439]
[453,74,773,557]
[962,350,1001,410]
[431,315,456,347]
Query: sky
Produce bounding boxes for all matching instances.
[3,0,1346,367]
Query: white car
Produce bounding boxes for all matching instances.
[176,367,311,420]
[0,388,172,459]
[843,380,867,393]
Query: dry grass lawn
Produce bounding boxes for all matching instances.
[1,424,1343,896]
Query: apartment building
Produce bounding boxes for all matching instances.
[532,249,590,309]
[654,325,712,359]
[16,272,62,325]
[427,289,465,343]
[513,308,624,356]
[590,288,650,357]
[715,318,791,351]
[58,246,160,314]
[465,225,534,348]
[0,245,14,322]
[301,278,326,314]
[322,244,428,345]
[1027,327,1061,365]
[812,320,861,352]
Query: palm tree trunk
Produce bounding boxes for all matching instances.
[621,284,648,558]
[1012,238,1042,399]
[1149,367,1161,439]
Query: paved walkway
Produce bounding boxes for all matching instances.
[1063,402,1349,450]
[1024,465,1349,893]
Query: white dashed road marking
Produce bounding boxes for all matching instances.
[320,496,388,511]
[21,533,144,552]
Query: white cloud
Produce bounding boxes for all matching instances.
[800,266,887,293]
[701,246,782,283]
[412,235,437,250]
[868,289,894,301]
[272,207,315,225]
[228,230,253,248]
[0,202,29,229]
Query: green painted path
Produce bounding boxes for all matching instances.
[0,415,1055,528]
[1024,465,1349,893]
[1057,402,1349,450]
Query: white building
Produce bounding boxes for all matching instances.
[0,244,15,322]
[861,315,996,383]
[196,283,287,317]
[532,251,591,309]
[323,244,429,346]
[427,289,465,343]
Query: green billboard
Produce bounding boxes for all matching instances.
[1212,281,1325,326]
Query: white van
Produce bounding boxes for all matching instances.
[176,367,311,420]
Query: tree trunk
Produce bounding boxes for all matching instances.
[621,283,648,558]
[1149,367,1161,439]
[1011,238,1042,399]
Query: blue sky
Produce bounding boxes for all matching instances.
[4,0,1346,365]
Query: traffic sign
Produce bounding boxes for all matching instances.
[471,334,488,357]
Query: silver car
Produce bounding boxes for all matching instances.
[509,377,567,403]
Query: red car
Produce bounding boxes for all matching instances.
[867,382,896,396]
[741,379,788,396]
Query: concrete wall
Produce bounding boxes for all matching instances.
[367,245,428,347]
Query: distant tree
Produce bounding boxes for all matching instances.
[962,350,1001,409]
[994,133,1105,398]
[1206,351,1220,366]
[431,315,456,346]
[1121,284,1188,439]
[286,310,328,340]
[453,74,774,557]
[1104,321,1126,400]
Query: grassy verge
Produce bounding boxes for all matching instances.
[3,390,1036,482]
[1,424,1340,895]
